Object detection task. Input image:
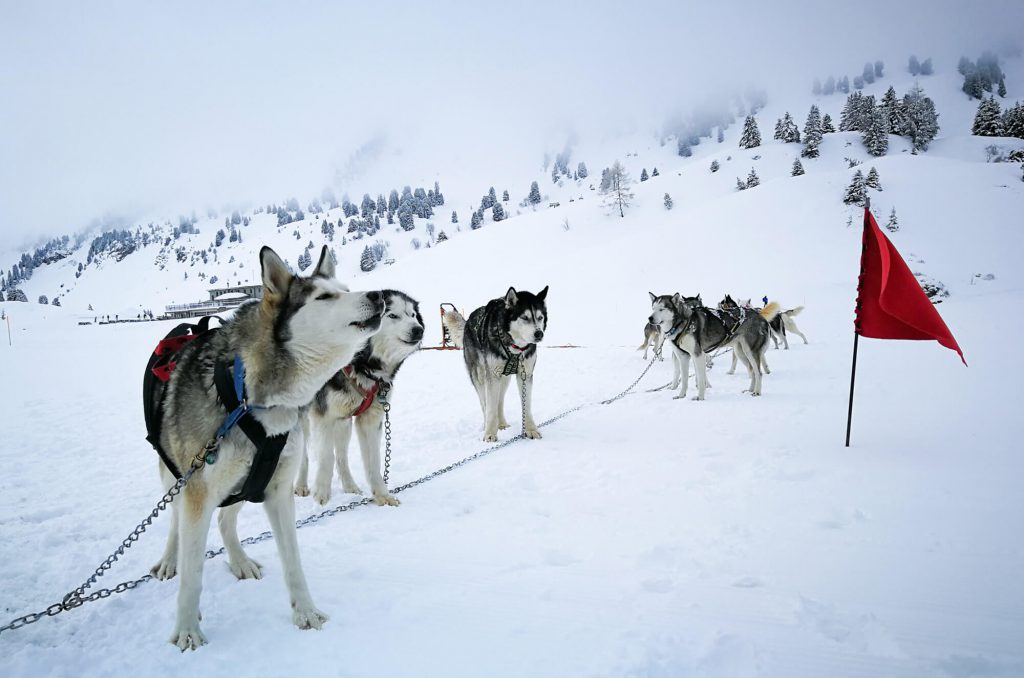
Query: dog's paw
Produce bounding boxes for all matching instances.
[497,422,510,430]
[228,556,263,581]
[373,492,401,507]
[482,433,498,442]
[293,605,329,630]
[524,427,542,439]
[750,391,761,397]
[294,483,310,497]
[169,623,207,651]
[150,557,177,581]
[341,482,364,495]
[672,394,688,400]
[313,484,332,507]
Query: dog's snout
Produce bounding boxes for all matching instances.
[366,291,382,304]
[648,315,655,324]
[534,330,544,341]
[411,325,424,341]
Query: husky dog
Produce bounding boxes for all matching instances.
[294,290,424,507]
[734,297,808,349]
[649,292,778,398]
[463,286,548,441]
[718,295,777,374]
[441,305,466,348]
[636,322,665,360]
[150,246,384,650]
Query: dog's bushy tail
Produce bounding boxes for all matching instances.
[442,310,466,348]
[760,301,781,322]
[784,305,804,317]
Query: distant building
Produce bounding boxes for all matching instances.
[164,283,262,319]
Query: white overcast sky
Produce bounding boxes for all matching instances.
[1,0,1020,250]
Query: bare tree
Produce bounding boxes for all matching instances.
[600,160,634,218]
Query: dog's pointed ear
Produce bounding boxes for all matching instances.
[696,294,703,306]
[536,285,548,301]
[260,246,292,300]
[672,292,681,304]
[312,245,335,279]
[649,292,657,303]
[505,287,518,308]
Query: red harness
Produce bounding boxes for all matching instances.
[151,333,200,383]
[342,365,380,417]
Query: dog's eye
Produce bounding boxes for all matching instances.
[388,313,399,320]
[316,293,334,301]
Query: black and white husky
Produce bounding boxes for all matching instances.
[649,292,778,399]
[150,246,384,650]
[294,290,424,507]
[729,296,808,349]
[463,286,548,441]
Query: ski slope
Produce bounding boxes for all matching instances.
[2,65,1024,676]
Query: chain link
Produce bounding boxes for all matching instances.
[1,354,657,636]
[380,384,393,484]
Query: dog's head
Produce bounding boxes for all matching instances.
[260,245,384,361]
[649,292,701,331]
[718,294,739,312]
[366,290,425,364]
[505,286,548,346]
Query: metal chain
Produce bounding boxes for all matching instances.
[0,446,213,635]
[380,384,393,484]
[1,355,657,636]
[518,360,529,436]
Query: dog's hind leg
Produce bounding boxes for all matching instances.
[218,502,262,580]
[692,351,709,400]
[169,485,217,650]
[355,409,399,506]
[739,341,763,396]
[262,452,328,632]
[294,414,311,497]
[761,348,771,375]
[333,418,361,495]
[728,350,738,375]
[151,462,180,580]
[786,318,808,345]
[311,418,343,506]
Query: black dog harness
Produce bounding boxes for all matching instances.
[143,319,287,507]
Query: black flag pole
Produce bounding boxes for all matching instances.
[845,196,870,447]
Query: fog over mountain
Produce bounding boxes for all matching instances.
[1,0,1020,249]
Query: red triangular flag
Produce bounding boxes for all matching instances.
[856,207,966,365]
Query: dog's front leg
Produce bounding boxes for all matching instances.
[669,348,682,390]
[169,483,216,651]
[333,418,361,495]
[519,356,541,439]
[482,376,504,442]
[496,377,511,430]
[263,453,328,631]
[727,350,738,375]
[294,414,311,496]
[218,502,262,580]
[692,350,708,400]
[673,348,690,399]
[355,408,399,506]
[151,462,179,580]
[311,418,341,506]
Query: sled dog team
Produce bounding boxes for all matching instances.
[149,245,804,649]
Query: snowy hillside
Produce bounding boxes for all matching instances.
[2,56,1024,676]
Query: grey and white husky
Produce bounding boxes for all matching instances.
[150,246,384,650]
[649,292,778,399]
[294,290,424,507]
[731,296,809,349]
[463,286,548,441]
[636,321,665,360]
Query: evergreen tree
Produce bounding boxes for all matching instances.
[437,230,448,242]
[881,86,904,134]
[528,181,542,205]
[812,78,822,95]
[470,211,482,229]
[551,165,560,184]
[865,166,882,190]
[652,167,659,177]
[822,113,835,133]
[577,162,588,179]
[972,97,1004,136]
[998,77,1007,98]
[802,105,823,158]
[774,117,784,141]
[663,193,673,210]
[885,207,899,232]
[215,229,225,247]
[920,58,933,76]
[839,75,850,94]
[1003,102,1024,139]
[399,212,415,231]
[710,160,720,173]
[600,160,634,217]
[903,85,940,151]
[451,210,458,224]
[377,194,387,213]
[717,128,725,143]
[863,105,890,156]
[735,177,747,191]
[640,168,649,182]
[739,115,762,148]
[360,246,376,272]
[388,189,400,212]
[791,158,805,176]
[862,63,875,84]
[492,203,505,222]
[843,170,866,205]
[853,75,865,90]
[874,60,884,78]
[52,297,61,307]
[38,295,48,305]
[824,75,836,95]
[488,186,497,206]
[503,190,510,201]
[677,140,693,157]
[745,168,760,188]
[908,55,921,76]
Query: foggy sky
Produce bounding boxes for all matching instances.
[1,0,1020,251]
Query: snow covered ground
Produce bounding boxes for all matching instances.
[2,63,1024,677]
